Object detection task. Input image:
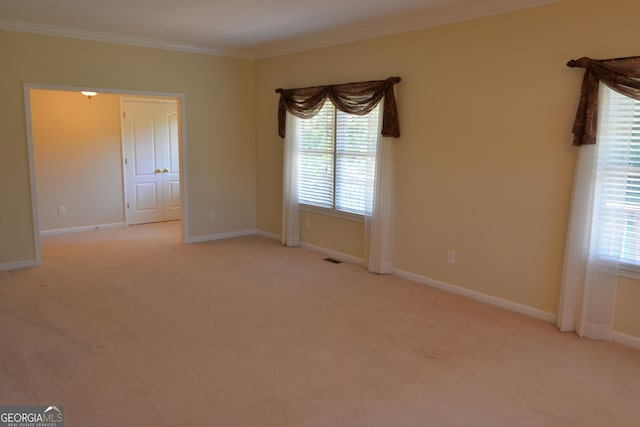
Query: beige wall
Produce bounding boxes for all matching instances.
[614,279,640,338]
[0,30,256,266]
[255,0,640,337]
[31,90,125,231]
[2,0,639,340]
[300,209,365,259]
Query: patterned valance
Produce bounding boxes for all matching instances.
[276,76,401,138]
[568,56,640,146]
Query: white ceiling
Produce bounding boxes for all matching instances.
[0,0,561,59]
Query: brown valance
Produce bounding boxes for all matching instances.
[568,56,640,146]
[276,76,401,138]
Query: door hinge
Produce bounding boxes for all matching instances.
[126,202,130,209]
[123,111,126,119]
[124,157,128,165]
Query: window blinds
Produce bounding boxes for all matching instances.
[298,101,335,209]
[297,100,380,215]
[593,86,640,266]
[335,105,379,214]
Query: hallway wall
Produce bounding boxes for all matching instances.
[31,89,124,232]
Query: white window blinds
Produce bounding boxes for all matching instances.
[297,100,380,215]
[298,101,335,209]
[593,86,640,267]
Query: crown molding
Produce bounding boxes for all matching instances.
[0,0,563,60]
[254,0,564,58]
[0,19,255,60]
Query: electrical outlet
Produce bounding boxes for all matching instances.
[57,205,66,215]
[304,217,311,228]
[209,211,215,221]
[447,250,456,264]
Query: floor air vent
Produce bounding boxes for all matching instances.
[323,257,343,264]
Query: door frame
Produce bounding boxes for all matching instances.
[23,83,189,265]
[120,97,181,225]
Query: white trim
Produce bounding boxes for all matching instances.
[256,229,281,241]
[254,233,556,324]
[185,229,257,244]
[393,268,557,323]
[299,242,365,266]
[0,259,38,272]
[25,83,185,100]
[120,98,178,105]
[617,265,640,281]
[557,314,576,332]
[23,83,190,257]
[1,1,562,60]
[0,19,253,59]
[285,238,640,350]
[39,222,126,237]
[22,85,42,267]
[254,0,565,58]
[300,204,365,223]
[612,331,640,350]
[177,97,188,245]
[120,95,132,226]
[578,321,613,341]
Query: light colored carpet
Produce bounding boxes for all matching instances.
[0,221,639,426]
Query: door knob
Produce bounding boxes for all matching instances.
[155,169,162,173]
[162,168,169,173]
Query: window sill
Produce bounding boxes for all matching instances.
[594,259,640,281]
[618,265,640,281]
[300,204,365,223]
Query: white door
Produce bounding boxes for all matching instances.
[122,99,181,225]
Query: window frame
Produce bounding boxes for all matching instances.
[592,85,640,278]
[297,100,379,219]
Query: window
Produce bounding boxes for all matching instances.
[592,86,640,269]
[297,100,380,216]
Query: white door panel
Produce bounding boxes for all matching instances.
[133,113,157,175]
[168,113,180,173]
[123,99,180,225]
[135,183,159,210]
[164,111,182,221]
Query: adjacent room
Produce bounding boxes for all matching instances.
[29,88,183,237]
[1,0,640,425]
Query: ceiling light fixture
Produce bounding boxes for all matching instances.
[81,91,98,99]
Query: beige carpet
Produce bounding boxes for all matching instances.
[0,221,639,426]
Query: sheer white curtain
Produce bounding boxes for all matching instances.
[282,102,395,272]
[365,101,395,274]
[282,112,300,247]
[558,84,624,340]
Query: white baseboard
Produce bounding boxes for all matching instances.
[255,233,556,324]
[40,222,126,237]
[255,230,365,265]
[393,268,557,324]
[0,259,39,272]
[612,331,640,350]
[256,229,281,241]
[299,241,365,266]
[186,228,256,244]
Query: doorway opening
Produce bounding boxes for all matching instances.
[24,84,189,265]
